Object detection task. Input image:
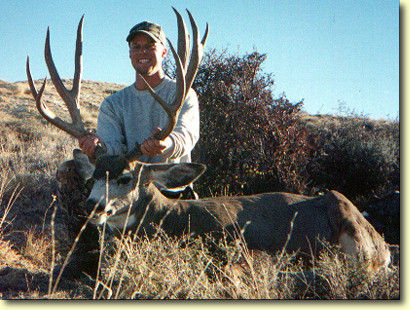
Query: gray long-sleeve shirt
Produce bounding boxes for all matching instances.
[96,76,200,164]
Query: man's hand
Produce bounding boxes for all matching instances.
[78,129,104,158]
[141,127,172,157]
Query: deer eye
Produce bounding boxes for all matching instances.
[117,176,132,185]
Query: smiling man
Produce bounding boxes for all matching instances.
[79,21,200,165]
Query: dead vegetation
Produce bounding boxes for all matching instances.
[0,79,400,299]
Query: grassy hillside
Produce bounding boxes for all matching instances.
[0,80,399,299]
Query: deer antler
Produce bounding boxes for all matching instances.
[26,15,86,139]
[125,8,208,162]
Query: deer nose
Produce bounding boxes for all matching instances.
[85,199,105,215]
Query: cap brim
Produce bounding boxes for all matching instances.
[126,30,161,43]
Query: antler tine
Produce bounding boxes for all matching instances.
[157,39,186,141]
[26,56,39,98]
[172,7,190,72]
[45,16,84,128]
[185,9,208,95]
[72,15,84,104]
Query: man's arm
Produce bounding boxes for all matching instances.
[78,130,106,158]
[141,127,173,157]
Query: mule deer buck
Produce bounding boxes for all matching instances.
[26,9,390,276]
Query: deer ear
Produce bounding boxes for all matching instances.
[73,148,95,180]
[148,163,206,188]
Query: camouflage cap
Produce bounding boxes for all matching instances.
[126,21,167,46]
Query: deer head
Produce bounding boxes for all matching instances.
[70,149,205,229]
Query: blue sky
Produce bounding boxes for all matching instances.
[0,0,399,119]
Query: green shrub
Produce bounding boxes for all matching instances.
[190,49,310,196]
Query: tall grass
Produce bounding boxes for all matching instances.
[83,228,399,299]
[0,179,22,249]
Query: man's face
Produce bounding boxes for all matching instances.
[129,33,167,77]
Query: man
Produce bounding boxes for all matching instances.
[79,21,200,167]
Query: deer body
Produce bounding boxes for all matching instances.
[128,188,331,252]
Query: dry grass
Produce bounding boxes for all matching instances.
[76,230,399,300]
[0,79,400,300]
[22,228,51,267]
